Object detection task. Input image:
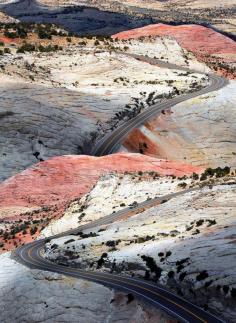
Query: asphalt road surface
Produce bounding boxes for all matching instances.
[92,55,228,156]
[14,55,228,323]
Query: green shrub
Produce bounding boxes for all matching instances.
[141,255,162,280]
[17,43,36,53]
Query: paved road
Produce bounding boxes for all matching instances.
[14,56,228,322]
[92,55,228,156]
[15,186,225,323]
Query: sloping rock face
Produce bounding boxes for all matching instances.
[41,171,191,237]
[0,253,173,323]
[0,44,206,182]
[0,153,202,252]
[0,74,122,182]
[123,81,236,169]
[113,24,236,57]
[45,174,236,322]
[113,24,236,78]
[0,0,152,36]
[0,78,92,181]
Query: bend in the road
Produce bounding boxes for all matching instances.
[13,55,228,323]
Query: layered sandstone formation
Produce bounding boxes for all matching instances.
[0,0,151,35]
[113,24,236,78]
[45,172,236,322]
[0,40,207,182]
[41,171,194,236]
[123,81,236,169]
[1,0,235,39]
[113,24,236,57]
[0,153,202,252]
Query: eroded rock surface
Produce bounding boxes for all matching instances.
[114,24,236,78]
[123,81,236,168]
[0,40,207,182]
[0,253,173,323]
[0,0,152,35]
[45,173,236,322]
[0,11,17,23]
[0,153,201,252]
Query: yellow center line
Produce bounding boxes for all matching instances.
[28,246,206,323]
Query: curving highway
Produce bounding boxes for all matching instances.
[14,55,228,323]
[92,55,228,156]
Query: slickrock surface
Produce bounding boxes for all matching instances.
[0,42,207,181]
[0,0,152,36]
[2,47,206,96]
[41,172,193,236]
[1,0,235,38]
[0,253,173,323]
[0,74,116,182]
[0,153,202,211]
[45,174,236,322]
[0,153,202,252]
[113,24,236,78]
[113,24,236,56]
[123,81,236,169]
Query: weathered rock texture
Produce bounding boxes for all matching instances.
[45,173,236,322]
[0,75,117,181]
[82,1,236,38]
[123,81,236,169]
[113,24,236,78]
[0,42,207,181]
[0,153,202,252]
[1,0,235,38]
[41,171,190,236]
[114,23,236,57]
[0,0,152,36]
[0,253,174,323]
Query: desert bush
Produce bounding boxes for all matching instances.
[17,43,36,53]
[196,270,208,281]
[141,255,162,280]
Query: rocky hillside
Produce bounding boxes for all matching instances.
[13,0,234,38]
[0,11,235,322]
[123,80,236,168]
[44,169,236,322]
[0,153,201,322]
[0,32,208,181]
[0,252,172,322]
[0,11,17,22]
[0,0,152,35]
[0,153,201,253]
[109,24,236,167]
[114,24,236,78]
[1,0,235,39]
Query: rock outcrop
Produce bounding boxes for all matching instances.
[0,44,206,182]
[0,253,173,323]
[0,75,108,182]
[123,81,236,169]
[0,0,152,36]
[45,173,236,322]
[113,24,236,78]
[0,153,202,252]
